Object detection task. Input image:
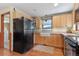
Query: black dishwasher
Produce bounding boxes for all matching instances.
[64,36,77,56]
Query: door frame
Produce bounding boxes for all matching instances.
[1,12,12,51]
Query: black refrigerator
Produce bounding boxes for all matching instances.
[13,17,34,53]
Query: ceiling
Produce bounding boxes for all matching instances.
[0,3,74,16]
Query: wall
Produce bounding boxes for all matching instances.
[34,16,42,30]
[13,8,32,19]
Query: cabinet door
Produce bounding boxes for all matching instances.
[45,35,64,48]
[57,35,64,48]
[53,15,61,28]
[35,33,45,44]
[76,10,79,22]
[65,42,76,56]
[60,14,67,27]
[66,13,73,26]
[45,35,56,46]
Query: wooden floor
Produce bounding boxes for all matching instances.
[0,46,64,56]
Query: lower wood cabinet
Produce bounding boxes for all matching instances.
[35,33,64,48]
[35,33,45,44]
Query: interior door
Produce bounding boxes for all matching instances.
[3,13,10,50]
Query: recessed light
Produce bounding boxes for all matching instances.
[54,3,59,7]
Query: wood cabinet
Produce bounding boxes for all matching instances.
[35,12,73,29]
[66,13,73,25]
[53,15,61,28]
[45,34,64,48]
[35,33,64,48]
[35,33,45,45]
[53,12,73,28]
[75,10,79,22]
[35,17,42,30]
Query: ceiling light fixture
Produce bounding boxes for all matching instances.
[54,3,59,7]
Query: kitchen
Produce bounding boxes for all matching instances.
[0,3,79,56]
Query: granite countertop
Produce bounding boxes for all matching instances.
[61,33,79,37]
[35,28,79,37]
[61,32,79,46]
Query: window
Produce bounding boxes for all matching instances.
[42,19,52,29]
[4,14,10,23]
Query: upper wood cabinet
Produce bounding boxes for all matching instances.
[35,17,42,30]
[73,3,79,23]
[66,13,73,25]
[52,12,73,28]
[75,10,79,22]
[35,12,73,29]
[52,15,61,28]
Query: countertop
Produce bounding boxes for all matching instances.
[61,33,79,37]
[61,32,79,46]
